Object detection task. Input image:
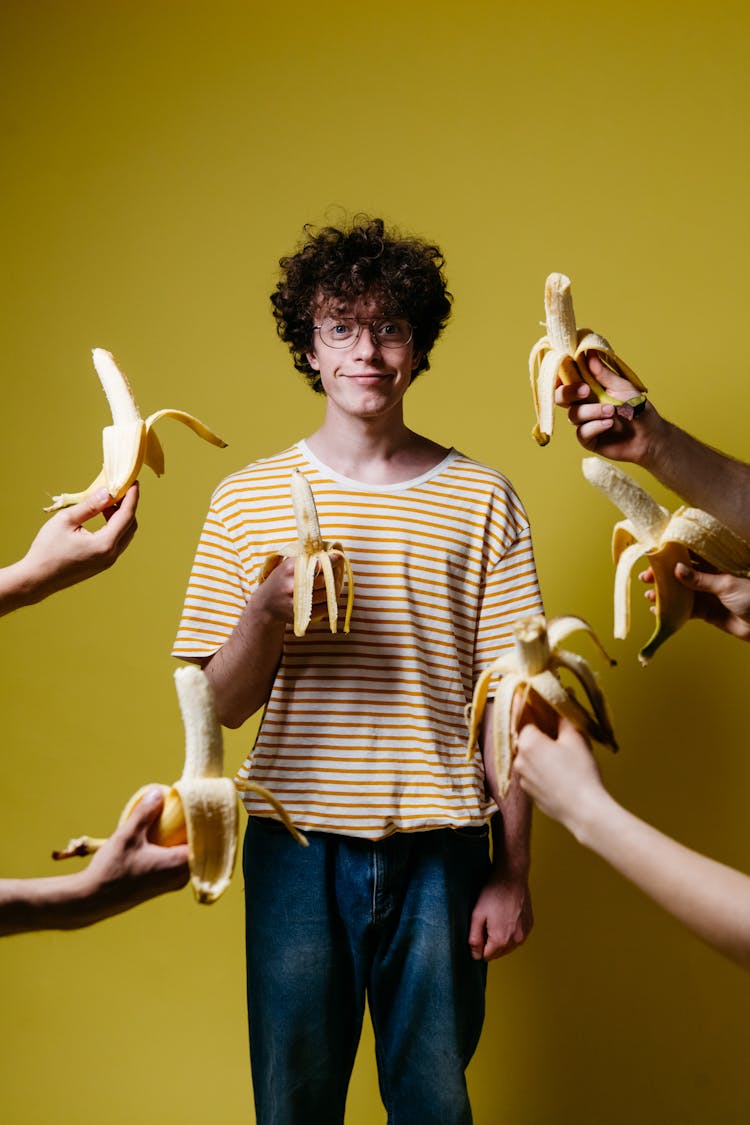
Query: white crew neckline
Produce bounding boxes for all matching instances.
[297,439,460,493]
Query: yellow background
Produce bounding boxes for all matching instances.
[2,1,749,1122]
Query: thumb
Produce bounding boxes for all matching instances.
[584,353,639,401]
[674,562,721,594]
[64,488,114,526]
[123,785,167,835]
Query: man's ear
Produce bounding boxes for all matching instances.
[306,350,321,371]
[411,351,423,371]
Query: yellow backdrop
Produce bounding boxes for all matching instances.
[2,1,749,1122]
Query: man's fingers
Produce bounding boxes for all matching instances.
[554,381,591,407]
[584,353,640,400]
[468,913,487,961]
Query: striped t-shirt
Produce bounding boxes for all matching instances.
[173,441,543,840]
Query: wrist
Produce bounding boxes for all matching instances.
[0,559,44,613]
[564,786,619,850]
[636,405,674,475]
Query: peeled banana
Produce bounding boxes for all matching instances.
[583,457,750,664]
[46,348,227,511]
[53,665,306,904]
[529,272,648,446]
[466,613,617,798]
[260,468,354,637]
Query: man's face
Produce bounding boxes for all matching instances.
[306,297,422,421]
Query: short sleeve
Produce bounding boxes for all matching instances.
[473,520,543,686]
[172,501,253,661]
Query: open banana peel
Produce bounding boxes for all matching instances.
[583,457,750,664]
[466,613,618,798]
[53,666,306,904]
[530,273,647,446]
[46,348,227,511]
[260,469,354,637]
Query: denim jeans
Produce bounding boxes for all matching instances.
[243,818,490,1125]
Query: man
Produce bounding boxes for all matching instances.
[174,217,542,1124]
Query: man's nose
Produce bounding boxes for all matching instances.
[351,323,380,358]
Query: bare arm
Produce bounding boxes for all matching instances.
[201,559,336,728]
[558,355,750,541]
[469,701,533,961]
[0,787,189,936]
[0,485,139,617]
[514,717,750,969]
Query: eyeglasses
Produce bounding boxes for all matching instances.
[313,317,413,350]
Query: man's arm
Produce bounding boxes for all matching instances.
[201,559,338,728]
[514,716,750,969]
[558,354,750,540]
[0,787,189,936]
[468,701,533,962]
[0,485,139,616]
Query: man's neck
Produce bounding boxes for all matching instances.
[305,407,450,486]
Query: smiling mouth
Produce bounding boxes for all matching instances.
[344,375,393,384]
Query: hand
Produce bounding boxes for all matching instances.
[10,484,139,609]
[468,875,533,961]
[555,354,656,464]
[79,786,189,925]
[640,563,750,642]
[513,715,605,830]
[254,555,345,627]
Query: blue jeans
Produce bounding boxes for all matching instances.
[243,818,490,1125]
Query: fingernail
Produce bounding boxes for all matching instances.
[577,385,589,398]
[94,487,112,505]
[600,404,615,417]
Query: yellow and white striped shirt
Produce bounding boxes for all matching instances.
[173,442,543,840]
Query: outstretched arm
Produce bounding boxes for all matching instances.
[513,716,750,969]
[469,702,533,962]
[558,355,750,541]
[0,787,189,936]
[0,484,139,616]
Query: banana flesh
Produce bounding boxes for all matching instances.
[466,613,617,798]
[530,273,648,446]
[46,349,227,510]
[52,666,306,904]
[583,457,750,664]
[260,469,354,637]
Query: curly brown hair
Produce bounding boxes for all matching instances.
[270,216,453,393]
